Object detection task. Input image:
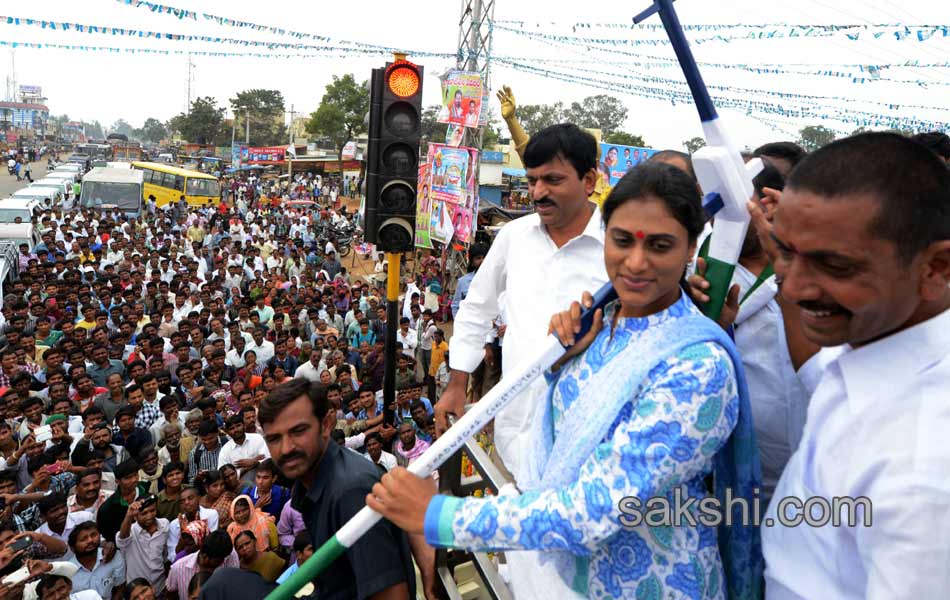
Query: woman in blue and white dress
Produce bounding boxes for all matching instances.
[369,162,763,600]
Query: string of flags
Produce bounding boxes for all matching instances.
[493,57,950,133]
[0,14,454,58]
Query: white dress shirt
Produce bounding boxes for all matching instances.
[395,328,417,359]
[246,339,275,365]
[449,205,607,480]
[217,433,271,469]
[763,307,950,599]
[731,265,811,503]
[293,360,324,382]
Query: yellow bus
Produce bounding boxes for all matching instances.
[130,162,221,208]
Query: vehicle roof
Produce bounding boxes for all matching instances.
[0,223,34,234]
[30,180,65,187]
[82,167,144,184]
[131,161,217,180]
[8,192,48,203]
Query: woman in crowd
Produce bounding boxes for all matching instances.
[227,494,278,552]
[196,469,232,529]
[369,163,763,600]
[234,530,286,584]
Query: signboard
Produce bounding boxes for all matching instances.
[424,143,479,245]
[438,71,483,128]
[231,143,245,168]
[341,141,357,160]
[481,151,504,164]
[240,146,286,164]
[598,143,657,186]
[415,162,433,249]
[18,85,42,96]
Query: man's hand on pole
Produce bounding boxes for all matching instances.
[433,370,469,436]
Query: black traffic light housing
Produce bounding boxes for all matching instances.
[364,59,424,253]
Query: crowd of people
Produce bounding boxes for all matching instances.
[0,164,452,600]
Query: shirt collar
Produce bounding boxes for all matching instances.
[838,307,950,412]
[534,201,604,246]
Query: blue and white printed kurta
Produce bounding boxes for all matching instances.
[424,295,739,599]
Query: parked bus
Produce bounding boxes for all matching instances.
[131,161,220,207]
[80,167,145,217]
[74,143,113,162]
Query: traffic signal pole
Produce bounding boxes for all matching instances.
[383,252,401,426]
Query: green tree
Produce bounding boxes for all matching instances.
[564,95,629,138]
[684,136,706,155]
[517,102,566,136]
[110,119,134,138]
[137,118,168,144]
[605,131,647,147]
[168,97,225,145]
[84,121,105,140]
[305,74,369,176]
[421,105,448,150]
[231,89,287,146]
[798,125,836,152]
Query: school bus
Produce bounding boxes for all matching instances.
[130,161,221,207]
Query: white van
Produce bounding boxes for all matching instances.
[45,170,79,185]
[29,180,69,204]
[10,189,56,212]
[0,223,41,251]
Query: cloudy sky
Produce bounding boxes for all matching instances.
[1,0,949,149]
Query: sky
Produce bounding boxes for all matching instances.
[1,0,949,150]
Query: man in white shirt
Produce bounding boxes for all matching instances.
[437,124,608,480]
[218,415,270,475]
[363,432,397,472]
[225,334,248,369]
[395,318,417,360]
[435,124,608,600]
[166,487,219,561]
[293,350,325,383]
[246,328,275,365]
[760,133,950,598]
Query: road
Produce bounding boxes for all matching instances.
[0,160,53,199]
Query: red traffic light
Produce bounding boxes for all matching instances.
[386,61,421,98]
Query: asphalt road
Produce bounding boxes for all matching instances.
[0,161,53,199]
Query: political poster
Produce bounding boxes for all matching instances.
[598,143,657,186]
[438,71,483,128]
[241,146,287,164]
[415,163,433,249]
[429,199,456,245]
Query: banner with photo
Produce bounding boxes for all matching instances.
[438,71,483,128]
[240,146,287,164]
[426,144,479,244]
[415,163,433,249]
[598,143,657,186]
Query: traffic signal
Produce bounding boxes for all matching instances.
[364,58,424,252]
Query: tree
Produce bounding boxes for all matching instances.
[605,131,647,147]
[84,121,105,140]
[564,95,629,138]
[168,97,225,145]
[684,136,706,155]
[231,89,287,147]
[305,74,369,177]
[798,125,836,152]
[137,118,168,144]
[110,119,134,138]
[517,102,566,136]
[421,105,448,150]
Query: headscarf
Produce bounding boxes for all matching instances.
[226,494,274,553]
[184,519,209,549]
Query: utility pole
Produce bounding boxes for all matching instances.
[185,52,195,113]
[287,104,296,177]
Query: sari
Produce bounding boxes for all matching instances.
[227,494,277,553]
